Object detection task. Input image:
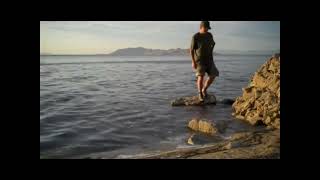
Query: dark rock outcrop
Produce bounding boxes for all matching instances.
[220,99,235,105]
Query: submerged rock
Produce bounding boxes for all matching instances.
[187,134,195,145]
[188,118,218,135]
[186,132,225,146]
[220,98,235,105]
[171,94,217,106]
[232,54,280,129]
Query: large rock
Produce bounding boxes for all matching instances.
[187,118,218,135]
[232,54,280,129]
[171,94,217,106]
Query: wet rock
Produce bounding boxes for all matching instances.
[232,55,280,129]
[187,134,195,145]
[215,120,229,133]
[188,133,225,145]
[186,120,229,145]
[220,98,235,105]
[171,94,217,106]
[188,118,218,135]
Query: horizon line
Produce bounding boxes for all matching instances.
[40,47,279,56]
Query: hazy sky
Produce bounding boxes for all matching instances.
[40,21,280,54]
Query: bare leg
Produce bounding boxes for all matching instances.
[197,76,204,93]
[202,76,215,96]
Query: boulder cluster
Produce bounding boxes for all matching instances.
[232,54,280,129]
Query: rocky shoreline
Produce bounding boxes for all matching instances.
[106,54,280,159]
[161,54,279,159]
[115,128,279,159]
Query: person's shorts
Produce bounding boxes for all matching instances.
[196,61,219,77]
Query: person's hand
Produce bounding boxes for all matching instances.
[192,62,197,70]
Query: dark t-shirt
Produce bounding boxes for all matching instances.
[190,32,215,64]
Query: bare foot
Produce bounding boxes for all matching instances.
[201,89,208,98]
[198,92,204,102]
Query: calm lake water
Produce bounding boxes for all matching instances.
[40,55,269,158]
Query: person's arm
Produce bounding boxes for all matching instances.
[209,34,215,54]
[190,35,197,70]
[190,49,197,70]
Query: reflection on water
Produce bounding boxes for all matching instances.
[40,55,269,158]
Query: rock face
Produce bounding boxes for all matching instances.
[232,54,280,129]
[171,95,217,106]
[187,118,218,135]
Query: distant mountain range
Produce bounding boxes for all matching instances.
[105,47,279,56]
[218,50,280,56]
[41,47,279,56]
[107,47,191,56]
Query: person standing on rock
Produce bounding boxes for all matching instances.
[190,21,219,102]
